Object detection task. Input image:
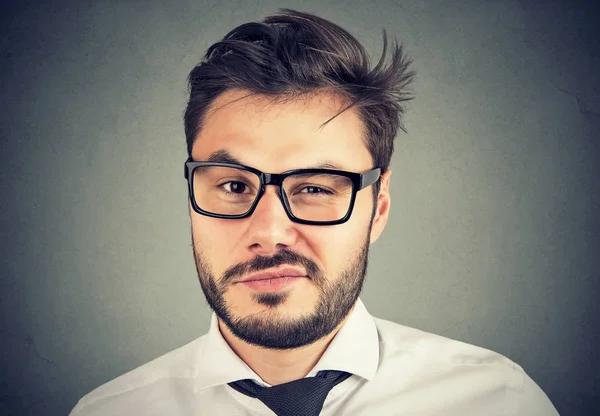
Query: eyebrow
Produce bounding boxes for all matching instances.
[205,149,345,171]
[206,149,244,165]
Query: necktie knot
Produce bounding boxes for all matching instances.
[229,370,351,416]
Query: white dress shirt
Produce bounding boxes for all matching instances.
[70,298,559,415]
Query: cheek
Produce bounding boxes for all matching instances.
[191,216,241,266]
[337,193,373,251]
[347,187,375,230]
[307,212,370,276]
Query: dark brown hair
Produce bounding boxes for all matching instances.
[184,8,415,196]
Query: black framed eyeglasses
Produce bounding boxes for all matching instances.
[184,158,381,225]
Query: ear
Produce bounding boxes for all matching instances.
[369,169,392,244]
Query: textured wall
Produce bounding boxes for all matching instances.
[1,1,598,415]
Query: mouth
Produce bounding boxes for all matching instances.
[237,266,307,283]
[235,266,308,292]
[239,275,307,292]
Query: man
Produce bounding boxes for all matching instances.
[71,9,559,416]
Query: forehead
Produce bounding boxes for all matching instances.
[191,89,373,172]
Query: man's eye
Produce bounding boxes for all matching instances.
[222,181,248,194]
[300,186,331,194]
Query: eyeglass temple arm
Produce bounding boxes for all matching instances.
[359,168,382,190]
[184,157,193,179]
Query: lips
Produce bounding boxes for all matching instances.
[237,267,307,283]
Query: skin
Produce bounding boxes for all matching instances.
[189,88,392,386]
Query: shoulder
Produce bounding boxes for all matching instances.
[69,335,208,415]
[372,315,526,386]
[365,316,558,415]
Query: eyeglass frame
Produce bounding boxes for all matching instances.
[184,158,381,226]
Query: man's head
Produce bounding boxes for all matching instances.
[183,9,414,350]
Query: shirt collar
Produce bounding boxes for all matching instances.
[194,297,379,391]
[307,298,378,380]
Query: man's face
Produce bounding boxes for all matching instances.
[189,89,390,350]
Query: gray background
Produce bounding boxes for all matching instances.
[1,0,599,415]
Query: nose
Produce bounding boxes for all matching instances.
[244,185,298,256]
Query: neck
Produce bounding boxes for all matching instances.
[218,305,355,386]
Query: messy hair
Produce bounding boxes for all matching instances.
[184,8,415,197]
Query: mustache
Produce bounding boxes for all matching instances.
[221,248,321,285]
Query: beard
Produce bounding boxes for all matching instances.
[192,230,371,350]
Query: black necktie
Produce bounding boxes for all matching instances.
[228,370,352,416]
